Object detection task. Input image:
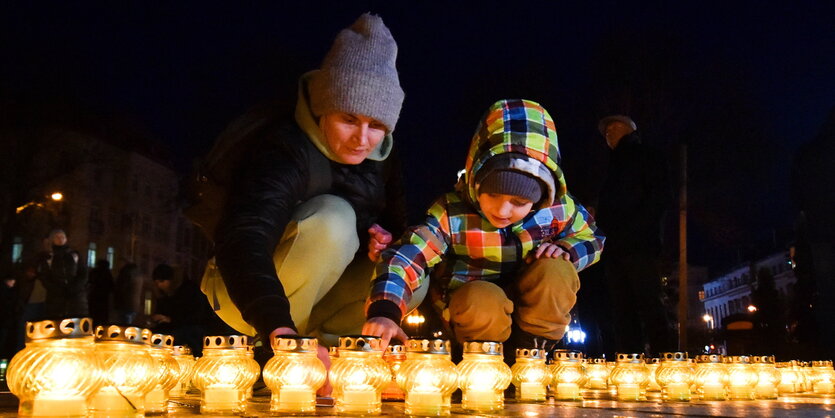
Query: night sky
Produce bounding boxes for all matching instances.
[2,1,834,273]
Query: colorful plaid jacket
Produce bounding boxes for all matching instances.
[366,99,605,322]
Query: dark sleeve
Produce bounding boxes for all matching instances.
[214,137,309,337]
[377,150,408,238]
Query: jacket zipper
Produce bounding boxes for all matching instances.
[500,226,524,282]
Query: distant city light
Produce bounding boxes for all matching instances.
[702,314,713,322]
[565,325,586,344]
[50,192,63,201]
[405,313,425,325]
[747,305,758,313]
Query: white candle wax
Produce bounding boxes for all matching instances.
[204,386,240,409]
[555,382,580,400]
[406,391,443,415]
[815,381,834,394]
[31,395,86,417]
[702,382,725,399]
[145,387,166,412]
[277,386,315,410]
[617,383,641,400]
[463,389,500,410]
[665,382,690,400]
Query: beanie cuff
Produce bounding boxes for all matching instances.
[310,69,404,132]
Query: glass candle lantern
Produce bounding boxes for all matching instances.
[610,353,649,401]
[584,358,610,390]
[396,339,458,416]
[694,354,728,400]
[751,355,781,399]
[262,336,326,414]
[169,345,196,397]
[143,334,180,413]
[192,335,260,415]
[549,350,585,401]
[330,335,390,415]
[812,360,835,395]
[457,341,512,413]
[646,358,662,392]
[7,318,104,417]
[777,361,804,395]
[382,344,407,401]
[725,355,758,400]
[89,325,157,417]
[511,348,551,402]
[655,352,694,401]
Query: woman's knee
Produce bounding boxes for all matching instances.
[293,194,359,251]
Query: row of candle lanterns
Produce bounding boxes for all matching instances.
[6,317,835,417]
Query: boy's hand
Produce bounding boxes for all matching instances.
[531,242,571,262]
[362,317,408,351]
[367,224,393,262]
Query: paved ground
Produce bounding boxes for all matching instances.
[2,391,833,417]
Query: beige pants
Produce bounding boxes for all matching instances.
[447,257,580,343]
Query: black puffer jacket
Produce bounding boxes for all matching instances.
[214,121,406,338]
[38,245,88,318]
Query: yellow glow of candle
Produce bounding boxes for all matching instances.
[702,382,725,399]
[556,382,580,400]
[278,386,315,407]
[666,382,690,400]
[145,387,166,411]
[406,391,443,415]
[204,385,240,408]
[521,382,547,401]
[341,387,377,410]
[617,383,641,400]
[32,395,87,417]
[464,389,498,409]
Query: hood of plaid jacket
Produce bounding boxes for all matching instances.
[462,99,565,211]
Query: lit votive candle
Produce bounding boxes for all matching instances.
[464,389,499,409]
[703,383,725,399]
[278,386,315,408]
[666,382,690,400]
[342,387,377,412]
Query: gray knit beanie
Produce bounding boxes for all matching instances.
[309,13,404,132]
[479,170,543,203]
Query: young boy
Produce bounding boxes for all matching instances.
[362,99,605,352]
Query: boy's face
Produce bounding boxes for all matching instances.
[477,193,534,228]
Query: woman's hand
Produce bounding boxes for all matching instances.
[367,224,393,262]
[362,317,408,351]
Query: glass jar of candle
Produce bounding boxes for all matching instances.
[169,345,196,398]
[457,341,512,413]
[656,352,694,402]
[584,358,610,390]
[329,335,390,415]
[7,318,104,417]
[89,325,157,417]
[262,336,326,414]
[751,355,780,399]
[812,360,835,395]
[511,348,551,402]
[726,355,758,400]
[192,335,260,414]
[610,353,649,401]
[549,349,584,401]
[382,343,407,401]
[396,339,458,416]
[694,354,728,400]
[777,360,804,395]
[646,358,662,392]
[144,334,180,413]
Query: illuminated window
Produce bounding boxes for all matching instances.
[11,237,23,262]
[87,242,97,267]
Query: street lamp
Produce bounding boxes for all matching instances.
[15,191,64,213]
[702,314,713,329]
[747,305,758,313]
[50,192,63,202]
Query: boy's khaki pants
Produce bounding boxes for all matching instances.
[201,194,426,346]
[447,257,580,343]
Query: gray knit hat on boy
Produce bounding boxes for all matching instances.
[309,13,405,132]
[479,170,543,203]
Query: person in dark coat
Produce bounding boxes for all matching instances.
[203,13,407,356]
[595,115,674,355]
[791,107,835,360]
[87,259,114,326]
[151,264,211,356]
[37,229,88,318]
[113,263,143,325]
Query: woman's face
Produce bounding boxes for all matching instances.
[319,112,387,165]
